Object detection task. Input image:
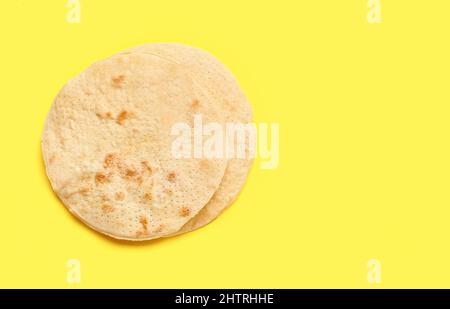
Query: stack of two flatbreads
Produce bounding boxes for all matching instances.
[41,43,253,240]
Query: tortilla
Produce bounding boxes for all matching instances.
[42,52,228,240]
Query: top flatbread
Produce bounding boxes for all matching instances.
[42,52,227,240]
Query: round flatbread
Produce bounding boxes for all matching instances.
[122,43,253,235]
[42,52,228,240]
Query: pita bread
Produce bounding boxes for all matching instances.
[122,43,253,235]
[42,52,228,240]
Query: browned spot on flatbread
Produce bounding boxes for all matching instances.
[104,153,118,168]
[125,168,137,178]
[191,99,200,108]
[96,112,113,120]
[111,75,125,88]
[141,161,152,174]
[116,110,131,125]
[80,187,90,195]
[101,204,115,213]
[100,195,110,202]
[115,192,125,201]
[167,171,176,182]
[139,215,148,232]
[179,206,191,217]
[95,172,109,185]
[143,192,152,202]
[48,154,56,164]
[199,159,213,171]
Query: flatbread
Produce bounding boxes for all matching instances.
[42,52,228,240]
[122,43,253,235]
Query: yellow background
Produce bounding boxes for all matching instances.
[1,0,449,288]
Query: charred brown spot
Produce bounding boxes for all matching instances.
[139,216,148,231]
[136,176,143,185]
[115,192,125,201]
[126,169,136,177]
[95,172,108,185]
[101,204,115,213]
[125,168,137,178]
[167,172,176,182]
[111,75,125,88]
[179,206,191,217]
[79,187,90,195]
[143,192,153,202]
[164,188,173,195]
[96,112,113,120]
[141,161,152,174]
[116,110,131,125]
[103,153,117,168]
[191,99,200,108]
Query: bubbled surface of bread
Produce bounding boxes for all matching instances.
[42,52,227,240]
